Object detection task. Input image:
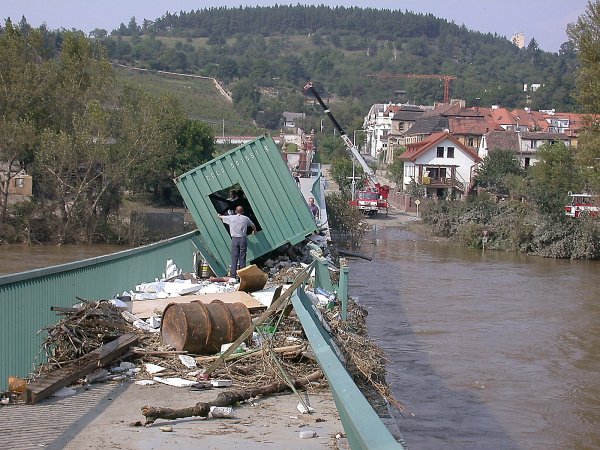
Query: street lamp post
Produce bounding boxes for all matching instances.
[353,129,367,154]
[350,130,367,201]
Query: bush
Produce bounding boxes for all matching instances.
[419,194,600,259]
[571,217,600,259]
[325,192,368,250]
[456,221,485,248]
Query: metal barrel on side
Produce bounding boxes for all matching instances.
[160,300,251,354]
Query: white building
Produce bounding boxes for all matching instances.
[362,103,404,158]
[398,131,480,198]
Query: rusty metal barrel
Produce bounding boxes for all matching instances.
[160,300,251,354]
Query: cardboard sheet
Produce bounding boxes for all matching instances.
[131,291,265,318]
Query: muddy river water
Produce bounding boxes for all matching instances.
[349,227,600,450]
[2,230,599,449]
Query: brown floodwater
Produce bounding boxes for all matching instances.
[3,232,600,449]
[0,244,129,276]
[349,227,600,450]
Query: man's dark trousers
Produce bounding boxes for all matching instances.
[230,236,247,278]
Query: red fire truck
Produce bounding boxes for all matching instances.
[564,193,599,218]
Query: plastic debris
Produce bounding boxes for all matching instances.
[153,376,197,387]
[178,354,197,368]
[299,430,317,439]
[146,316,161,329]
[144,363,167,374]
[109,298,129,309]
[52,387,76,397]
[133,319,160,333]
[210,406,234,418]
[211,379,233,388]
[220,342,247,354]
[297,402,315,414]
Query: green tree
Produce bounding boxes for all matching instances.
[567,1,600,114]
[330,157,365,196]
[528,142,581,216]
[386,153,404,188]
[232,79,260,118]
[0,118,36,221]
[145,118,215,205]
[475,149,524,197]
[567,1,600,193]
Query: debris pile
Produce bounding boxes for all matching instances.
[3,241,404,430]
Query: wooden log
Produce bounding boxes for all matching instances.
[194,344,305,363]
[26,333,138,404]
[141,370,323,425]
[50,306,79,314]
[131,348,188,356]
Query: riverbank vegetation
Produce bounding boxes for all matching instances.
[419,142,600,259]
[418,3,600,260]
[0,22,216,245]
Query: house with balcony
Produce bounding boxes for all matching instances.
[542,111,584,146]
[479,130,570,168]
[398,131,480,199]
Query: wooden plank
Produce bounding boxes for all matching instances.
[131,291,264,318]
[26,333,138,405]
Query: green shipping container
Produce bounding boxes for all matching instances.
[175,135,318,276]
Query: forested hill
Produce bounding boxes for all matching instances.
[101,5,578,128]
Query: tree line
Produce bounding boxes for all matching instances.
[94,4,578,124]
[0,20,215,245]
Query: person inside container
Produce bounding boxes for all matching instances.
[218,206,257,281]
[226,189,238,215]
[308,197,320,220]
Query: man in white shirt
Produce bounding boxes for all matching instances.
[218,206,257,279]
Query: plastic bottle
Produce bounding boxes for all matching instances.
[210,406,234,418]
[299,430,317,439]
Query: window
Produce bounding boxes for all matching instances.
[437,146,444,157]
[447,147,454,158]
[15,178,25,188]
[467,138,474,147]
[209,185,262,232]
[524,157,531,168]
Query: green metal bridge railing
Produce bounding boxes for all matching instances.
[0,231,199,391]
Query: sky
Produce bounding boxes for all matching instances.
[2,0,590,53]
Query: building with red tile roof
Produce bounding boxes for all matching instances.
[398,131,480,198]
